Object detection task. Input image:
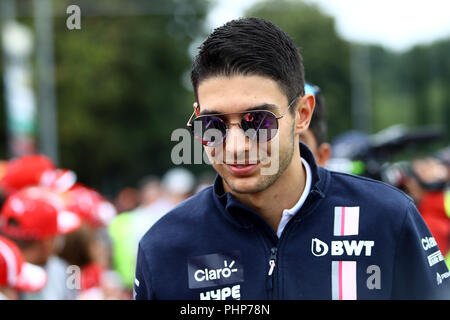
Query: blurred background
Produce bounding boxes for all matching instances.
[0,0,449,299]
[0,0,449,196]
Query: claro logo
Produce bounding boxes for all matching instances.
[187,251,244,290]
[312,238,375,257]
[194,260,238,282]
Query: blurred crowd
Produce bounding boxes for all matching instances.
[0,148,449,300]
[1,80,449,300]
[1,81,450,300]
[0,153,212,300]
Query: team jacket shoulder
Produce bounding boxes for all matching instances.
[139,186,214,250]
[327,170,414,225]
[329,170,413,202]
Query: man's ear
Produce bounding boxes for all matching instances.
[295,94,315,135]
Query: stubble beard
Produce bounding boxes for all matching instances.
[223,123,296,195]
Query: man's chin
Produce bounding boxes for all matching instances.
[223,175,271,195]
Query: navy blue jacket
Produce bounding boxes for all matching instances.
[135,143,450,300]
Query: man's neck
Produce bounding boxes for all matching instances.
[225,150,306,233]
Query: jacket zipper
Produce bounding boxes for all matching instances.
[268,247,278,299]
[261,191,321,299]
[267,206,310,299]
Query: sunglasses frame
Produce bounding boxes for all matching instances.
[186,96,300,146]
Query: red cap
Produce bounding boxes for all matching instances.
[0,236,47,292]
[0,155,55,195]
[0,187,82,240]
[40,168,77,193]
[63,184,117,228]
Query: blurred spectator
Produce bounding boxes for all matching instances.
[403,157,450,259]
[0,235,47,300]
[114,187,139,213]
[59,225,127,300]
[137,175,162,207]
[63,184,117,229]
[0,154,76,196]
[58,184,127,299]
[437,146,450,170]
[0,155,55,196]
[0,161,7,182]
[404,157,449,203]
[109,167,195,291]
[160,167,195,204]
[0,187,81,299]
[299,82,331,166]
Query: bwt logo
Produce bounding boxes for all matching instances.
[311,238,375,257]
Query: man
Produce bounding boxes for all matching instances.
[402,157,450,263]
[0,186,82,299]
[135,17,449,300]
[0,235,47,300]
[0,154,76,196]
[110,168,194,290]
[299,83,331,167]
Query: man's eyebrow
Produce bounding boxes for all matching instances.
[199,103,280,116]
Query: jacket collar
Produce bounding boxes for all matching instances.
[212,142,328,229]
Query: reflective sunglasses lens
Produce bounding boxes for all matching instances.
[241,111,278,142]
[192,116,226,147]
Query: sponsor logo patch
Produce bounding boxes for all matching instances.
[422,237,437,251]
[312,238,375,257]
[187,251,244,289]
[437,271,450,285]
[427,250,444,267]
[200,284,241,300]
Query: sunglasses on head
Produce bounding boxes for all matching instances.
[186,96,299,147]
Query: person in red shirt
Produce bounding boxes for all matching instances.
[404,157,450,258]
[0,187,81,299]
[0,235,47,300]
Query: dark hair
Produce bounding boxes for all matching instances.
[58,224,94,268]
[309,87,328,146]
[191,17,305,109]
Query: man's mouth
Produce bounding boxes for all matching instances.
[226,162,259,175]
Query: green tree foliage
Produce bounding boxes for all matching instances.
[1,0,448,196]
[51,0,211,194]
[245,0,352,140]
[367,41,450,143]
[246,0,449,147]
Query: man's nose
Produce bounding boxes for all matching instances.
[225,124,249,163]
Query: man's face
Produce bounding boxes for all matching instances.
[196,75,300,194]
